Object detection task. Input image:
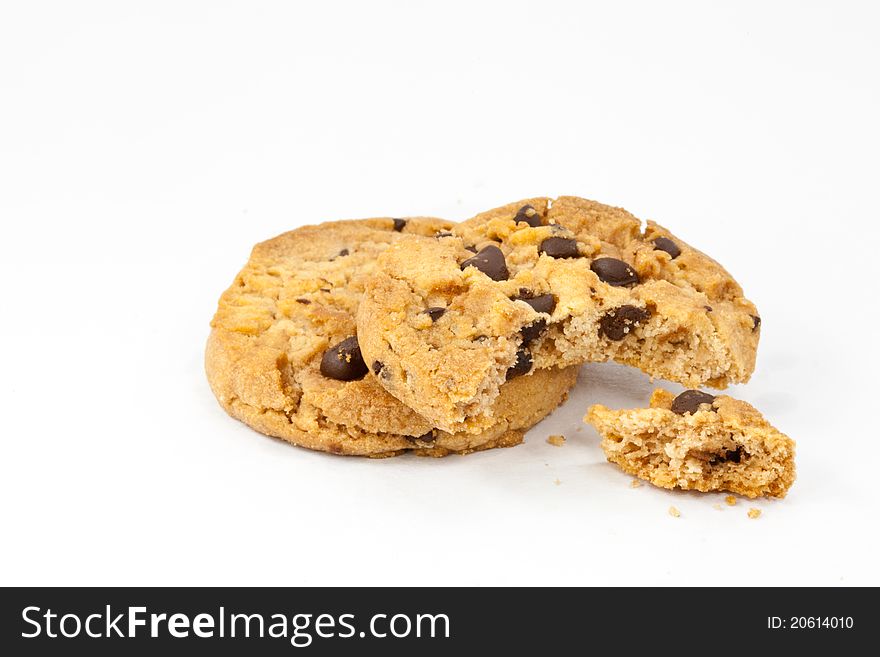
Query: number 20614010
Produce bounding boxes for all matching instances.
[768,617,854,629]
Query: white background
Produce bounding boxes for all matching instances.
[2,1,878,586]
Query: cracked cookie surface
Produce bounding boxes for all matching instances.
[357,196,759,434]
[206,218,579,457]
[586,389,795,498]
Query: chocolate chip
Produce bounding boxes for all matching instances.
[320,337,368,381]
[520,319,547,345]
[670,390,716,415]
[465,245,478,253]
[705,305,713,312]
[514,204,542,228]
[423,307,446,321]
[598,305,650,340]
[513,292,557,315]
[710,446,744,465]
[338,248,349,257]
[460,245,509,281]
[372,360,384,375]
[506,348,533,379]
[590,257,640,287]
[725,446,743,463]
[751,315,761,331]
[539,237,581,259]
[392,218,406,232]
[435,230,453,238]
[412,430,436,445]
[295,298,311,304]
[653,237,681,259]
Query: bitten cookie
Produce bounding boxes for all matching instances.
[586,389,795,498]
[206,218,579,457]
[357,196,759,434]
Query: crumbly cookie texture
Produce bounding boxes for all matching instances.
[357,196,759,433]
[585,389,795,498]
[206,218,579,457]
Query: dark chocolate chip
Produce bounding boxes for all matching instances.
[392,218,406,232]
[670,390,717,415]
[460,245,509,281]
[598,305,651,340]
[539,237,581,259]
[514,204,542,228]
[725,446,743,463]
[320,336,368,381]
[653,237,681,259]
[705,305,713,312]
[506,348,533,379]
[412,430,436,445]
[473,335,488,342]
[590,257,640,287]
[710,446,744,465]
[338,248,349,257]
[520,319,547,346]
[372,360,384,375]
[751,315,761,331]
[465,245,478,253]
[423,307,446,322]
[295,298,311,304]
[513,292,557,315]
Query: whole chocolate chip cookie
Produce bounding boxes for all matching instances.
[357,196,760,434]
[206,218,579,456]
[586,389,796,498]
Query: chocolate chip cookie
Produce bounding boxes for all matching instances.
[586,389,796,498]
[206,218,579,457]
[357,196,759,434]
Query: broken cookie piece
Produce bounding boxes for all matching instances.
[585,389,795,498]
[358,196,759,434]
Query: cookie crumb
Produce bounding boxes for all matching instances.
[547,434,566,447]
[630,479,642,489]
[747,508,762,519]
[712,503,723,511]
[554,478,562,486]
[725,495,737,506]
[668,506,681,518]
